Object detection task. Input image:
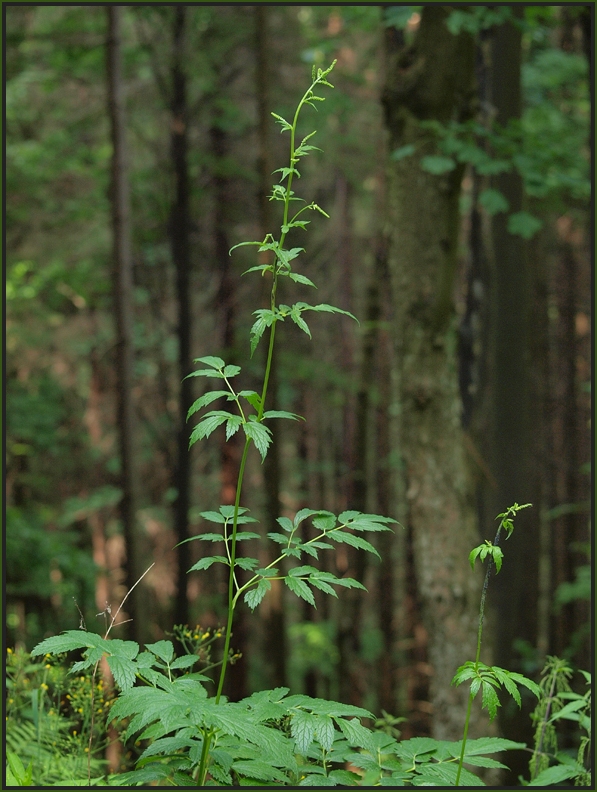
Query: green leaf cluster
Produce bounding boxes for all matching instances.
[452,661,541,721]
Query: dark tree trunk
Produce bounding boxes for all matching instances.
[106,6,142,643]
[170,5,192,630]
[255,4,287,690]
[383,7,489,741]
[483,10,543,780]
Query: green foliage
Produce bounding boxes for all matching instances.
[453,504,539,785]
[5,646,113,785]
[390,11,590,238]
[527,658,591,786]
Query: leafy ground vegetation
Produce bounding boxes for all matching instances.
[6,62,590,788]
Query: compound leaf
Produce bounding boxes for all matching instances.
[243,422,272,461]
[285,576,315,607]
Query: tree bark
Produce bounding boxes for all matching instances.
[106,6,142,643]
[254,4,287,690]
[382,6,487,740]
[170,5,192,630]
[486,12,540,778]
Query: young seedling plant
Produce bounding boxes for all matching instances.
[452,503,542,785]
[29,64,546,788]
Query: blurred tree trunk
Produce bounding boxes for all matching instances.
[207,47,249,701]
[382,6,487,740]
[255,4,288,690]
[373,239,399,718]
[485,10,539,779]
[170,5,192,630]
[106,5,142,643]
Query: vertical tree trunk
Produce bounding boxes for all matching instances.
[170,5,192,630]
[382,7,487,740]
[106,6,142,643]
[337,188,378,707]
[254,4,287,690]
[486,11,539,778]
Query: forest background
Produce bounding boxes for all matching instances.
[4,3,592,784]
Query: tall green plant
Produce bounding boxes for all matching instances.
[452,503,542,785]
[30,65,543,788]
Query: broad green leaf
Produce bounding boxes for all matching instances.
[288,565,319,577]
[170,655,200,670]
[262,410,303,421]
[527,764,579,786]
[276,516,294,532]
[329,530,380,559]
[234,532,261,541]
[194,532,225,542]
[284,695,373,720]
[188,556,228,572]
[413,762,482,787]
[492,667,521,707]
[194,356,225,369]
[145,640,174,665]
[285,576,315,606]
[245,579,271,610]
[231,759,288,783]
[189,414,228,447]
[506,671,541,699]
[238,390,262,411]
[250,310,278,356]
[309,540,334,551]
[312,512,336,531]
[226,416,243,440]
[290,306,312,337]
[185,368,225,379]
[107,654,137,692]
[273,166,300,181]
[243,422,272,461]
[223,364,241,378]
[481,680,501,720]
[268,532,290,545]
[297,302,358,323]
[449,737,526,757]
[293,508,322,527]
[187,390,230,420]
[201,510,226,523]
[316,715,335,751]
[336,717,374,751]
[291,709,315,754]
[395,736,441,766]
[288,272,317,288]
[333,578,367,591]
[219,504,252,519]
[235,557,260,571]
[31,630,106,657]
[341,512,396,532]
[308,577,337,596]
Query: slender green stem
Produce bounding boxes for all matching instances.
[215,436,251,704]
[455,693,475,786]
[455,522,503,785]
[197,436,250,785]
